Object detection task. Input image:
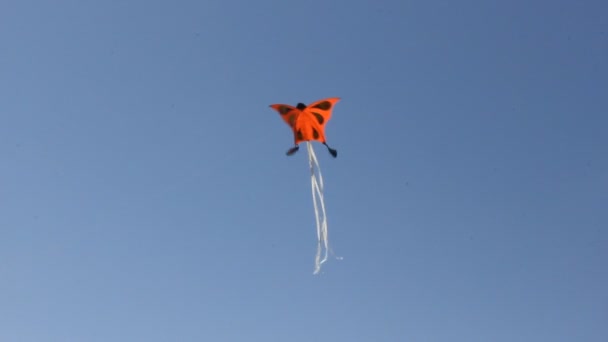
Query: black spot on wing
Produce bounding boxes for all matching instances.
[296,129,303,141]
[312,101,332,110]
[287,114,296,127]
[312,112,325,125]
[278,106,291,115]
[312,128,319,140]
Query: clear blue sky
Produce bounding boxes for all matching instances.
[1,0,607,341]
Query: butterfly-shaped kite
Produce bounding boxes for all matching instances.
[269,97,340,157]
[269,97,341,274]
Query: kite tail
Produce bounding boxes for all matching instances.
[307,142,331,274]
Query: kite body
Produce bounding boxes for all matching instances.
[269,98,340,157]
[269,97,341,274]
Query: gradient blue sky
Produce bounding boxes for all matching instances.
[1,0,607,341]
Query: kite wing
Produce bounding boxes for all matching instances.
[296,97,340,145]
[269,103,300,130]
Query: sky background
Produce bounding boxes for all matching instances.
[1,0,607,341]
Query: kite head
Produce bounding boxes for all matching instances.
[296,103,307,110]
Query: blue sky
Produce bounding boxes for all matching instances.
[1,0,607,341]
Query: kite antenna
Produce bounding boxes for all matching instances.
[307,142,340,274]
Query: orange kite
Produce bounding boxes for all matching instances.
[269,97,342,274]
[269,97,340,157]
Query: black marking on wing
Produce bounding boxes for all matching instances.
[278,106,291,115]
[312,112,324,125]
[312,101,332,110]
[287,114,296,127]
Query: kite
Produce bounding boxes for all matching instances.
[269,97,341,274]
